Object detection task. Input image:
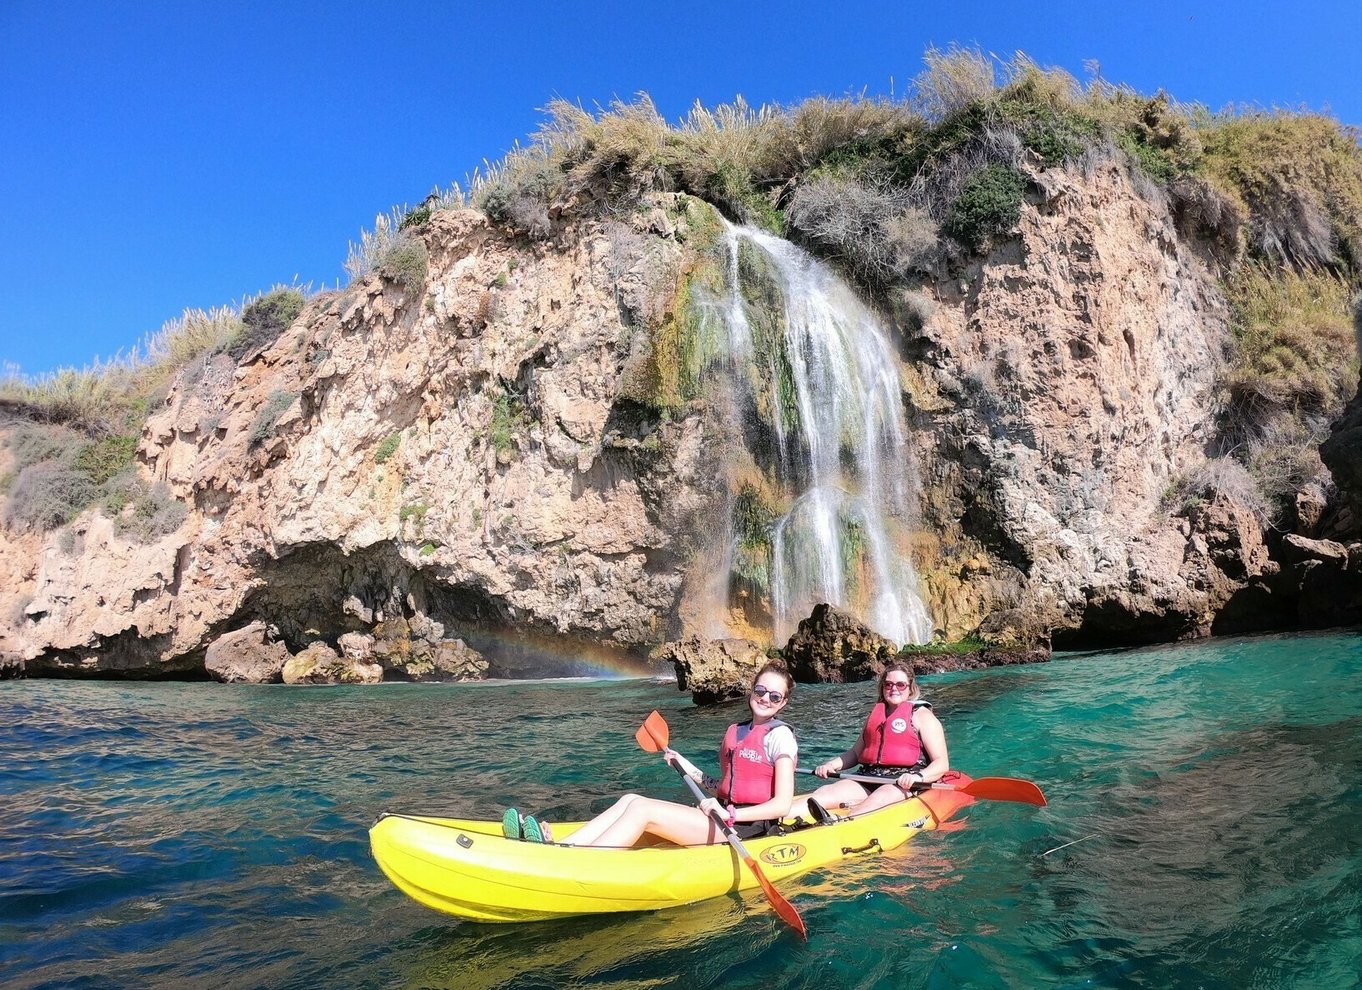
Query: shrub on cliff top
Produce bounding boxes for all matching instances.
[942,164,1026,252]
[787,173,937,286]
[225,287,307,362]
[1200,111,1362,269]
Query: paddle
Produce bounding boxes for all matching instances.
[796,767,1047,806]
[635,710,807,939]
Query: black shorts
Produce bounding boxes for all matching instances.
[856,766,918,791]
[732,818,779,839]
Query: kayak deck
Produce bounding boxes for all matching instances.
[370,773,975,923]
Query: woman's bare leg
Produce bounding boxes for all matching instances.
[790,779,868,820]
[581,797,722,848]
[843,782,909,817]
[566,793,645,846]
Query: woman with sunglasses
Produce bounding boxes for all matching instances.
[799,660,948,822]
[565,660,798,847]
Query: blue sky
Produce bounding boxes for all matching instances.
[2,0,1358,376]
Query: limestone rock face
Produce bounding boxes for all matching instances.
[782,604,898,684]
[5,198,718,677]
[0,166,1345,679]
[204,622,289,683]
[658,636,767,705]
[910,159,1268,646]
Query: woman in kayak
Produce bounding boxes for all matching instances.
[799,660,948,821]
[563,660,798,847]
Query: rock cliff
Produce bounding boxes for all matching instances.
[0,158,1352,678]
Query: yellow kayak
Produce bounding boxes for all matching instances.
[369,773,975,923]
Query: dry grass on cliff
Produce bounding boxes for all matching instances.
[1202,113,1362,269]
[1226,263,1358,418]
[0,288,313,438]
[458,48,1362,282]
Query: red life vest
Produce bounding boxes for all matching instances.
[716,719,788,805]
[856,700,930,770]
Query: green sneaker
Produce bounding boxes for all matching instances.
[502,808,522,839]
[521,814,546,843]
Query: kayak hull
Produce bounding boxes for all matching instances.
[370,772,975,923]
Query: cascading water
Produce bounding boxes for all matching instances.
[708,223,934,647]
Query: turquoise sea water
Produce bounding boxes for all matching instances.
[2,631,1360,989]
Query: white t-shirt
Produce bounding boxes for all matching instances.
[762,723,798,766]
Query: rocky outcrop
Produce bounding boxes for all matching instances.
[204,622,289,683]
[781,604,898,684]
[658,636,768,705]
[4,200,720,678]
[360,618,489,681]
[1278,535,1362,627]
[282,641,382,685]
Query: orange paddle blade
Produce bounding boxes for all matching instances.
[742,853,807,939]
[960,776,1047,806]
[634,709,670,753]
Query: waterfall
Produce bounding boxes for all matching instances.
[712,223,933,647]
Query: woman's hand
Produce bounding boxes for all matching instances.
[814,759,841,778]
[665,747,704,783]
[698,797,732,824]
[896,772,922,792]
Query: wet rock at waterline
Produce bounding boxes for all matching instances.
[781,604,899,684]
[282,641,383,685]
[658,636,769,705]
[205,622,290,683]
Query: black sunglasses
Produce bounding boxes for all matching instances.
[751,685,785,704]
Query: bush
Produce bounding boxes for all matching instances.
[374,432,402,464]
[1243,415,1331,520]
[74,434,139,485]
[399,204,433,230]
[7,423,80,472]
[100,472,188,542]
[379,239,429,292]
[248,390,298,445]
[787,173,937,286]
[942,164,1026,251]
[226,287,307,362]
[490,388,521,454]
[1200,111,1362,268]
[3,462,98,532]
[1224,263,1356,422]
[0,361,143,435]
[1164,456,1269,521]
[911,45,997,123]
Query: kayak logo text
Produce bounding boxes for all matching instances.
[759,843,806,867]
